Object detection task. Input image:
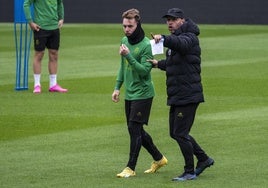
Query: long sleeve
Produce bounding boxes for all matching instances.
[114,57,124,90]
[23,0,34,23]
[123,43,153,78]
[123,53,152,78]
[57,0,64,20]
[158,59,167,71]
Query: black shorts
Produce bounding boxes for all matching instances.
[125,98,153,125]
[33,29,60,51]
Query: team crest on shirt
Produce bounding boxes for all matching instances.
[35,39,39,45]
[134,47,139,54]
[47,0,56,6]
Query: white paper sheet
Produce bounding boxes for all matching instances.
[150,39,164,55]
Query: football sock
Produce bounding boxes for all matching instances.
[34,74,41,87]
[49,74,57,88]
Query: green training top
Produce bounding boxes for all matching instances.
[115,36,155,100]
[23,0,64,30]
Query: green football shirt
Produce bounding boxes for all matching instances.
[23,0,64,30]
[115,36,155,100]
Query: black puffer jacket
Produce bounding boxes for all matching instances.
[158,18,204,106]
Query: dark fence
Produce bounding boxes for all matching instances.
[1,0,268,24]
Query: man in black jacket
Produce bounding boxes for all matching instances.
[148,8,214,181]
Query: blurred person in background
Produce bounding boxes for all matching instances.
[23,0,67,93]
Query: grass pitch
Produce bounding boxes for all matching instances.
[0,23,268,188]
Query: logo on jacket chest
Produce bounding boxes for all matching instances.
[167,49,172,56]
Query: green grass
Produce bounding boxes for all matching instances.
[0,23,268,188]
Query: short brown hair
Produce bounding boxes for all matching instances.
[122,8,141,22]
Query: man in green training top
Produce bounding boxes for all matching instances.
[112,8,167,178]
[23,0,67,93]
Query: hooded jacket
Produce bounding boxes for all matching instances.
[158,18,204,106]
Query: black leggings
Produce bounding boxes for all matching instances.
[127,121,163,170]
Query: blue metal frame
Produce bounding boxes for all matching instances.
[14,0,32,91]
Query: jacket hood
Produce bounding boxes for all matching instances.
[174,18,200,36]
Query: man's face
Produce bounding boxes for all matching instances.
[122,18,137,36]
[165,17,184,33]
